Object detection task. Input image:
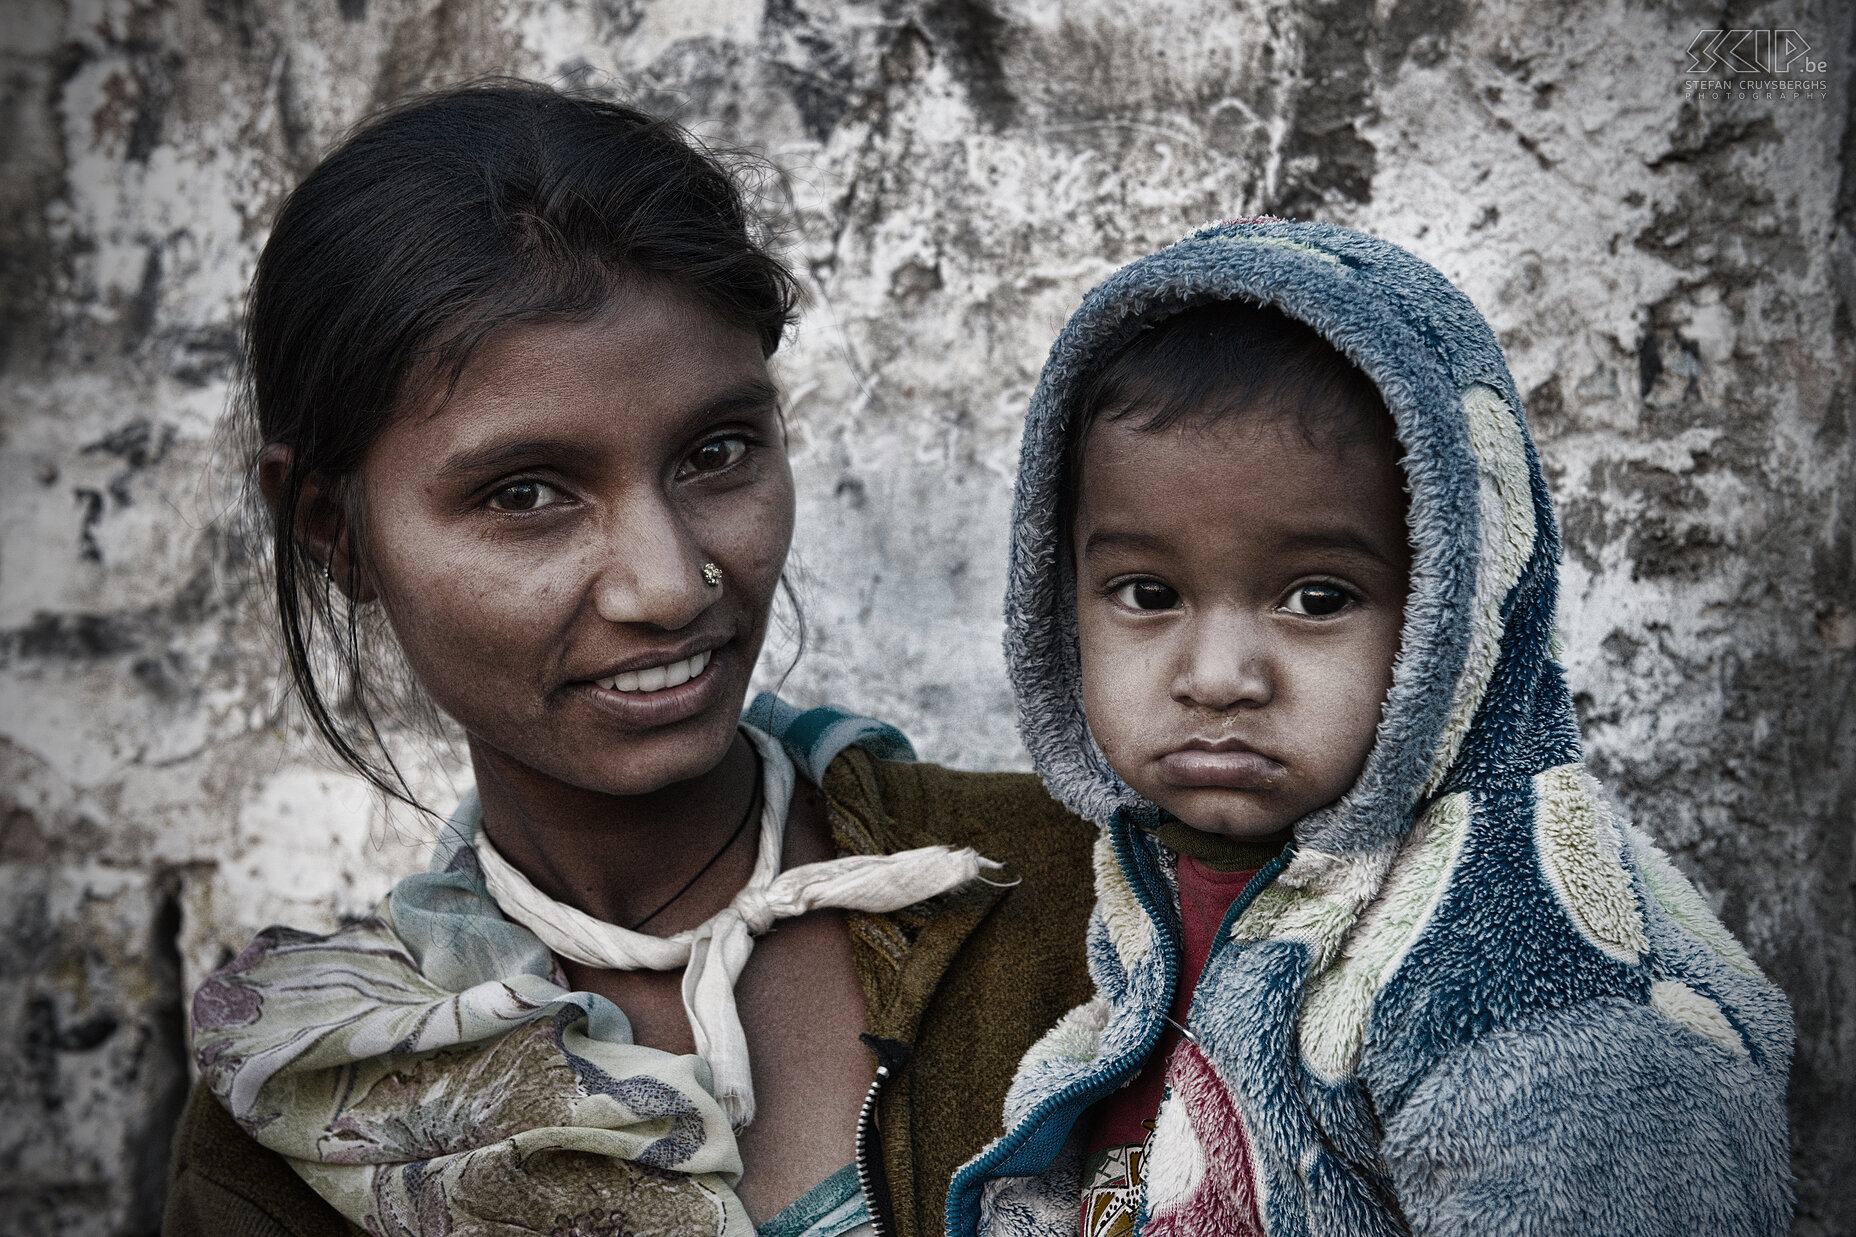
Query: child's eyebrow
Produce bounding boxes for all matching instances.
[1079,529,1173,557]
[1272,528,1406,570]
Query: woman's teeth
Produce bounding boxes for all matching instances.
[598,649,712,693]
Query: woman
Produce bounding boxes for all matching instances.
[164,82,1095,1237]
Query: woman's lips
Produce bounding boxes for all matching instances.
[597,648,713,693]
[1157,746,1288,790]
[577,644,727,728]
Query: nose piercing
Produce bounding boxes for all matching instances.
[701,562,723,588]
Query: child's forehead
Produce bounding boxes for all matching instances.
[1089,394,1403,473]
[1074,410,1411,558]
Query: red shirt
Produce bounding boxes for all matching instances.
[1086,856,1261,1158]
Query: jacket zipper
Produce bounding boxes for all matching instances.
[1203,844,1296,978]
[856,1034,910,1237]
[941,815,1294,1237]
[941,814,1174,1235]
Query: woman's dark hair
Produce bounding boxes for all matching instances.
[245,80,801,804]
[1061,299,1394,521]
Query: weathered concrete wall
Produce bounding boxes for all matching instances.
[1,0,1849,1232]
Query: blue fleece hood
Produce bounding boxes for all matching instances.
[958,220,1795,1237]
[1005,217,1570,849]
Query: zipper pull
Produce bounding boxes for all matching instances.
[1158,1011,1201,1046]
[860,1033,912,1076]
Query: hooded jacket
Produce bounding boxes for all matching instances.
[946,220,1793,1237]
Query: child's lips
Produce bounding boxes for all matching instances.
[1158,746,1288,790]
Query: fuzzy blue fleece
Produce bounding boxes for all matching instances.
[946,221,1794,1237]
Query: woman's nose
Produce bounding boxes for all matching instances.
[1176,611,1274,711]
[589,498,714,630]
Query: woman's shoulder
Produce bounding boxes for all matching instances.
[164,1080,362,1237]
[822,747,1095,881]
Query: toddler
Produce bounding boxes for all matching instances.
[946,220,1793,1237]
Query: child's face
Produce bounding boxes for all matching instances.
[1072,410,1410,840]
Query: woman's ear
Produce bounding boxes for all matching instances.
[257,444,377,604]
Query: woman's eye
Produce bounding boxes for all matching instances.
[679,436,750,478]
[1112,580,1181,611]
[1282,583,1352,617]
[486,481,562,513]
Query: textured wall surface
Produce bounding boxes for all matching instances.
[0,0,1850,1232]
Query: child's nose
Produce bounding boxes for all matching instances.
[589,494,715,631]
[1176,612,1274,711]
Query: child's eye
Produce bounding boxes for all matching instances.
[1112,580,1181,611]
[678,436,750,478]
[486,480,565,513]
[1281,583,1353,617]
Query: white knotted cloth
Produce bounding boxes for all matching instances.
[473,725,1001,1129]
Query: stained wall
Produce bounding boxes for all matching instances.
[0,1,1849,1232]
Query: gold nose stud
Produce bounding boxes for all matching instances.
[701,562,723,588]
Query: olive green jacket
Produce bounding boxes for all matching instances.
[164,753,1097,1237]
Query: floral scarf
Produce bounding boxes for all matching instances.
[191,703,915,1236]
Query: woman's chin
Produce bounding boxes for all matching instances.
[574,663,756,796]
[467,659,755,801]
[500,724,745,802]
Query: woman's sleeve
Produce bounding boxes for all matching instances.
[163,1081,362,1237]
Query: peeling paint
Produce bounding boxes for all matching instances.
[0,0,1850,1232]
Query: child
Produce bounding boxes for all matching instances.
[946,220,1794,1237]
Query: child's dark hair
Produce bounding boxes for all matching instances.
[1063,299,1395,515]
[244,79,800,805]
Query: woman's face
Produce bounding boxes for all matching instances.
[350,281,793,798]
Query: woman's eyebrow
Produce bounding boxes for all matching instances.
[436,438,586,480]
[694,378,782,421]
[435,380,784,481]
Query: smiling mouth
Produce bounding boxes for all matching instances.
[596,649,713,694]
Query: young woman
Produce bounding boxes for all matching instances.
[165,83,1095,1237]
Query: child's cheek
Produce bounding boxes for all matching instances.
[1074,607,1165,785]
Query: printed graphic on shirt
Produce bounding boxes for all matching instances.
[1080,1119,1156,1237]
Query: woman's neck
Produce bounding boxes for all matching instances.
[471,730,762,931]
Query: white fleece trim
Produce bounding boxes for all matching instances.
[1231,844,1398,974]
[1010,997,1112,1089]
[1533,765,1648,964]
[1650,979,1749,1056]
[1095,829,1152,971]
[1423,385,1537,793]
[1297,792,1473,1082]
